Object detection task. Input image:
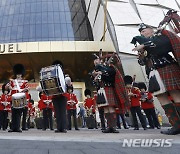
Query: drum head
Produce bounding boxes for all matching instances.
[12,92,26,98]
[57,66,66,93]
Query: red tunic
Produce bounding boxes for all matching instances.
[9,79,29,96]
[28,102,35,116]
[0,94,12,111]
[129,87,141,107]
[141,92,155,109]
[84,98,95,113]
[64,93,78,110]
[38,93,53,110]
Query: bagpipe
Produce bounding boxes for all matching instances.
[131,9,180,66]
[89,49,122,87]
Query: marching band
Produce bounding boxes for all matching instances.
[0,10,179,135]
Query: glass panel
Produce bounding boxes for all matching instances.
[36,24,42,39]
[13,15,19,26]
[11,26,18,40]
[7,15,13,26]
[31,3,36,13]
[61,24,67,38]
[54,23,61,38]
[24,14,30,24]
[42,2,48,12]
[53,12,60,23]
[23,25,30,39]
[48,12,53,23]
[17,25,23,40]
[30,13,36,24]
[2,16,8,27]
[48,24,55,38]
[42,24,49,38]
[5,27,11,41]
[36,2,42,13]
[42,12,48,23]
[29,24,36,39]
[18,14,24,25]
[35,13,41,24]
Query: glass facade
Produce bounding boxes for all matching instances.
[0,0,93,43]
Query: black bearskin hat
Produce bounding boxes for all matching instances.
[2,83,10,94]
[52,60,64,69]
[133,82,138,88]
[29,99,34,105]
[138,23,152,32]
[124,75,133,85]
[84,89,91,97]
[13,64,25,76]
[138,82,147,91]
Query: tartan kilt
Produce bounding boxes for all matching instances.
[104,86,118,107]
[157,63,180,91]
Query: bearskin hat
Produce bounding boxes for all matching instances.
[133,82,138,88]
[13,64,25,76]
[2,83,10,94]
[52,60,64,69]
[124,75,133,85]
[138,82,147,91]
[29,99,34,105]
[84,89,91,97]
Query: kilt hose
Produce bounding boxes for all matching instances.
[157,63,180,91]
[104,86,118,107]
[105,113,117,128]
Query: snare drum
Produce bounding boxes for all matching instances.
[12,93,27,108]
[40,64,66,96]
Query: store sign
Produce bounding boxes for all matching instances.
[0,43,22,53]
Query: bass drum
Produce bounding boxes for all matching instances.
[40,64,66,96]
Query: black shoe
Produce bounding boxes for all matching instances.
[15,129,22,133]
[102,128,111,133]
[60,129,67,133]
[148,127,154,129]
[112,128,119,133]
[75,128,80,130]
[134,127,139,130]
[156,126,161,129]
[42,129,46,131]
[161,127,180,135]
[8,129,14,132]
[143,127,148,130]
[50,128,54,130]
[22,128,28,131]
[68,128,71,130]
[54,129,61,133]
